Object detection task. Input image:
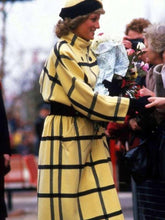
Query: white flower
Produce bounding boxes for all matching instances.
[91,33,122,53]
[137,42,145,50]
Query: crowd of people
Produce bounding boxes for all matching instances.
[1,0,165,219]
[4,102,49,157]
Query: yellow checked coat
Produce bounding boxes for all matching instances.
[38,32,129,220]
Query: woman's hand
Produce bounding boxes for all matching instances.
[139,86,155,97]
[145,97,165,109]
[122,36,132,49]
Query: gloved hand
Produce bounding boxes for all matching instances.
[128,96,155,115]
[102,78,123,96]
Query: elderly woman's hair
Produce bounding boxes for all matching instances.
[125,18,151,35]
[55,8,104,38]
[144,23,165,53]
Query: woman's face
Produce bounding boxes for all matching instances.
[73,13,101,41]
[127,30,143,39]
[143,38,163,65]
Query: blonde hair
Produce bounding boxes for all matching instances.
[55,8,104,38]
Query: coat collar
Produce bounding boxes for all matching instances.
[61,32,91,50]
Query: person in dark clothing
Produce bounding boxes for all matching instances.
[0,82,11,220]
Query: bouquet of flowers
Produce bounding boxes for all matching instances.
[92,34,151,144]
[121,43,149,98]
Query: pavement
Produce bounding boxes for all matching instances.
[6,191,37,220]
[6,191,133,220]
[119,191,133,220]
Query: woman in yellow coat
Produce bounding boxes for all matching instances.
[38,0,150,219]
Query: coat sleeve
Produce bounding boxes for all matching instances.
[40,44,130,123]
[56,47,130,123]
[0,86,11,155]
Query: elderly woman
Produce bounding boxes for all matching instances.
[137,23,165,220]
[37,0,150,219]
[140,23,165,122]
